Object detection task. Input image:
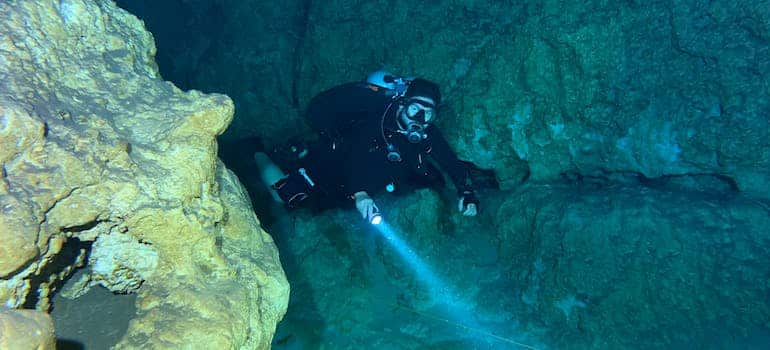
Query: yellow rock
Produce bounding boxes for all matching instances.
[0,0,289,348]
[0,308,55,350]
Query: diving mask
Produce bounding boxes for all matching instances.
[404,100,436,123]
[397,98,436,143]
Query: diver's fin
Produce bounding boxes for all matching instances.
[254,152,286,203]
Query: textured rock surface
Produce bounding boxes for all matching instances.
[271,184,770,349]
[491,184,770,349]
[297,0,770,194]
[0,308,56,350]
[303,1,770,195]
[89,232,160,294]
[0,0,288,348]
[123,0,770,195]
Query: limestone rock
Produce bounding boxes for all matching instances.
[91,232,160,295]
[490,184,770,349]
[0,0,288,348]
[0,308,55,350]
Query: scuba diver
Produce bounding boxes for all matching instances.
[254,71,480,224]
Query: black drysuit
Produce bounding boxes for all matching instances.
[274,82,474,209]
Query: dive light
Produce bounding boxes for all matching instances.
[370,207,383,225]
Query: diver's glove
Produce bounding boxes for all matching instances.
[353,191,379,222]
[458,189,479,217]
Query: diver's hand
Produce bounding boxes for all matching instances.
[458,190,479,217]
[353,191,379,222]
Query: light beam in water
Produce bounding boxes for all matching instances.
[369,222,539,349]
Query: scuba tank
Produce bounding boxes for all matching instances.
[366,70,411,98]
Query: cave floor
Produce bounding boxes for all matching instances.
[51,281,136,350]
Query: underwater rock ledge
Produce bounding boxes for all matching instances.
[0,0,288,349]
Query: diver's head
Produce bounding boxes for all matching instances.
[397,79,440,143]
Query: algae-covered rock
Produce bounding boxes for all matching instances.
[0,0,288,348]
[0,308,56,350]
[89,232,160,294]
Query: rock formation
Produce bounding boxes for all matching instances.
[0,308,56,350]
[0,0,289,348]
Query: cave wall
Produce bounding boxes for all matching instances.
[119,0,769,195]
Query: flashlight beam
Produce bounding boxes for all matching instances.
[372,223,538,349]
[375,225,450,299]
[393,303,539,350]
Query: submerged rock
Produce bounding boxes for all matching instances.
[490,183,770,349]
[0,0,288,348]
[0,308,55,350]
[273,183,770,349]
